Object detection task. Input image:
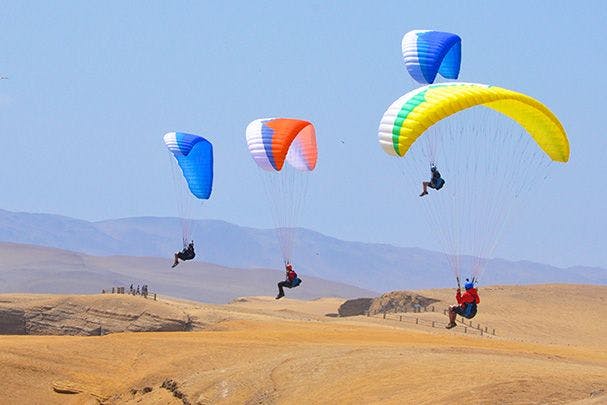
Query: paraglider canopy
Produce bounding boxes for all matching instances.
[402,30,462,84]
[246,118,317,172]
[163,132,214,246]
[378,82,569,283]
[245,117,318,263]
[163,132,213,199]
[378,82,569,162]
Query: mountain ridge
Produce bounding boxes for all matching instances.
[0,208,605,291]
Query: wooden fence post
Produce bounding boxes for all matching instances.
[383,313,386,319]
[399,315,402,321]
[416,318,419,324]
[432,321,435,327]
[492,329,495,335]
[480,329,483,336]
[464,326,467,333]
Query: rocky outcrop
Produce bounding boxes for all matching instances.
[161,379,191,405]
[0,295,193,336]
[337,298,373,317]
[368,291,439,315]
[0,308,27,334]
[338,291,440,317]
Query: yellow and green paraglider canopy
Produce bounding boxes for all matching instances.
[378,82,569,162]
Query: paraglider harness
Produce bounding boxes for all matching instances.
[456,277,477,319]
[461,300,477,319]
[177,241,196,261]
[285,263,302,288]
[429,166,445,190]
[289,276,302,288]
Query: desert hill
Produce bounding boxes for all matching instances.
[0,242,375,303]
[0,284,606,404]
[0,293,347,336]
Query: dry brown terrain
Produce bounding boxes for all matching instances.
[0,284,606,404]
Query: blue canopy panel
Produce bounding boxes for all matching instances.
[402,30,462,84]
[164,132,213,199]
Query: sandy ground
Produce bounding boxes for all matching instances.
[0,284,606,404]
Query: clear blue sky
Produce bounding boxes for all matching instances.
[0,1,605,269]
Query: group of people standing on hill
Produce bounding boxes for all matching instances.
[129,284,149,298]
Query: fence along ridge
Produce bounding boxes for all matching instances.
[365,305,495,336]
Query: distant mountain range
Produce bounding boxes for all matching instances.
[0,242,375,303]
[0,209,605,291]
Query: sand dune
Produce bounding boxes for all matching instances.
[416,284,607,349]
[0,284,605,404]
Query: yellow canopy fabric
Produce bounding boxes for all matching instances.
[378,83,569,162]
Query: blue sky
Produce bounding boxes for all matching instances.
[0,1,605,269]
